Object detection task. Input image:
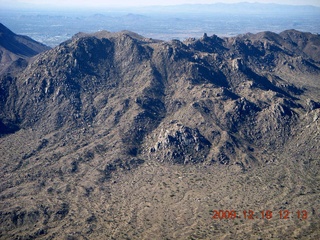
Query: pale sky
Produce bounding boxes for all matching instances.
[1,0,320,8]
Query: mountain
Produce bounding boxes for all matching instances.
[0,23,50,74]
[0,25,319,239]
[144,2,320,14]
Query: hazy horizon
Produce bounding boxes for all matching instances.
[1,0,320,9]
[1,0,319,47]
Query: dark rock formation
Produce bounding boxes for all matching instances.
[0,23,50,73]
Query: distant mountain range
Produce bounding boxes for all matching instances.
[0,23,319,239]
[2,2,320,11]
[1,2,319,47]
[143,2,320,14]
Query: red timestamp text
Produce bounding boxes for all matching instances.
[212,210,308,220]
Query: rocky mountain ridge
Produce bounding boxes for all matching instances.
[2,28,319,164]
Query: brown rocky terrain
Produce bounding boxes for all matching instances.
[0,25,319,239]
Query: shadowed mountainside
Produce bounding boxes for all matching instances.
[0,23,50,74]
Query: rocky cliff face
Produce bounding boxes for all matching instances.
[2,29,319,164]
[0,26,319,239]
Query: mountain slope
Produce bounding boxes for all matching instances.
[0,28,319,239]
[0,23,50,74]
